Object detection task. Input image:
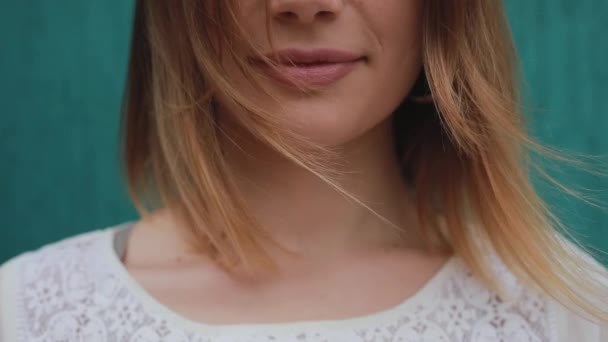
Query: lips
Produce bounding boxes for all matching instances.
[251,48,365,87]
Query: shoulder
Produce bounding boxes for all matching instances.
[0,225,117,278]
[549,299,608,341]
[0,223,128,341]
[445,251,608,342]
[431,255,553,341]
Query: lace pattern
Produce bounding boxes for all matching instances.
[12,228,551,342]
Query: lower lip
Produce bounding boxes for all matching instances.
[255,60,362,87]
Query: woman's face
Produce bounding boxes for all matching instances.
[220,0,425,147]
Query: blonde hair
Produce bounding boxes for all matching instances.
[122,0,608,322]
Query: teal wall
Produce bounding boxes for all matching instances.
[505,1,608,264]
[1,1,607,264]
[0,2,136,261]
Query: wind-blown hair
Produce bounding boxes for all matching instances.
[121,0,608,322]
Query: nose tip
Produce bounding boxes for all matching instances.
[270,0,343,24]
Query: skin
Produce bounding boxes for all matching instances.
[124,0,450,325]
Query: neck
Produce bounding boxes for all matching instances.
[217,114,424,265]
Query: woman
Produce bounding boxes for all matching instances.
[1,0,607,340]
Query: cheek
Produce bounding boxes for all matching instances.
[331,0,423,142]
[366,0,424,64]
[232,0,269,45]
[366,0,425,104]
[377,1,423,60]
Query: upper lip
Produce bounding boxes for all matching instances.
[254,48,364,65]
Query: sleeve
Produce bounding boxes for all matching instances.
[549,232,608,341]
[0,256,21,341]
[551,299,608,341]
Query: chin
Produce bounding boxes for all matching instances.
[281,99,392,148]
[284,115,385,148]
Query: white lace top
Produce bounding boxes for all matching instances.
[0,223,606,342]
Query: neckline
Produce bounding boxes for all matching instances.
[103,223,458,333]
